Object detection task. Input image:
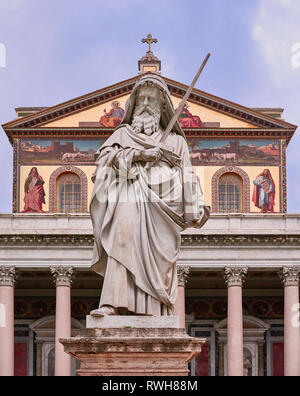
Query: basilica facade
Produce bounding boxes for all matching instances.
[0,39,299,376]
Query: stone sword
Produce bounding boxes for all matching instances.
[145,53,211,170]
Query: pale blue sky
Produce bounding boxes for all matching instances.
[0,0,299,212]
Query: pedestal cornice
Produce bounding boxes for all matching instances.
[60,327,206,376]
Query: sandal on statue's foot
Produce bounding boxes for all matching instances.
[90,306,118,317]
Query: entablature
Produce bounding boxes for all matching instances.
[1,214,300,270]
[5,126,295,145]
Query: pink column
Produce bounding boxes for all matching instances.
[0,267,16,376]
[279,266,300,376]
[173,266,190,329]
[50,266,74,376]
[224,266,247,377]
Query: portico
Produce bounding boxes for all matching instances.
[0,213,299,376]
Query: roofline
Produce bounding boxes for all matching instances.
[15,107,49,111]
[162,75,297,129]
[251,107,284,112]
[3,74,140,129]
[6,126,294,132]
[2,72,297,131]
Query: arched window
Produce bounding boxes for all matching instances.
[56,172,81,213]
[218,173,243,213]
[49,166,88,213]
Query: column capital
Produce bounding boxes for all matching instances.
[224,266,248,287]
[279,266,300,287]
[177,266,190,287]
[0,266,17,287]
[50,266,74,287]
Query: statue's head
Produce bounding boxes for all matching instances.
[121,74,185,138]
[131,81,162,135]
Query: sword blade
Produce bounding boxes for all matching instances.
[159,53,211,145]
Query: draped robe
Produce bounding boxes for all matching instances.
[90,124,206,315]
[252,170,275,213]
[23,176,45,213]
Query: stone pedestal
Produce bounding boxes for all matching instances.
[60,316,206,376]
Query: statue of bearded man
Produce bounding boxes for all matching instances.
[90,74,210,317]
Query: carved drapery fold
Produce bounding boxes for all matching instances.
[50,266,74,287]
[224,266,248,287]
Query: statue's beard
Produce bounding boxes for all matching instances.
[132,105,161,135]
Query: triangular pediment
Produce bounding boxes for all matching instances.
[2,73,297,143]
[16,93,257,129]
[41,93,131,128]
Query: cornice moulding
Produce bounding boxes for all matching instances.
[1,233,300,247]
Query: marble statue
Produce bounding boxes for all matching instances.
[90,74,210,316]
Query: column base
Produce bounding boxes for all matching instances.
[60,316,206,376]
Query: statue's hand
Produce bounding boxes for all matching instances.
[185,205,210,229]
[141,147,162,163]
[194,205,210,227]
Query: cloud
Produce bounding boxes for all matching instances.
[251,0,300,212]
[252,0,300,85]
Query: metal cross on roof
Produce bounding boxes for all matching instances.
[141,34,158,53]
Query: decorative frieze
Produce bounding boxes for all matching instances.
[278,266,300,287]
[6,128,294,146]
[0,234,94,247]
[0,266,17,287]
[177,266,190,287]
[224,266,248,287]
[2,233,300,247]
[50,266,74,287]
[181,234,300,247]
